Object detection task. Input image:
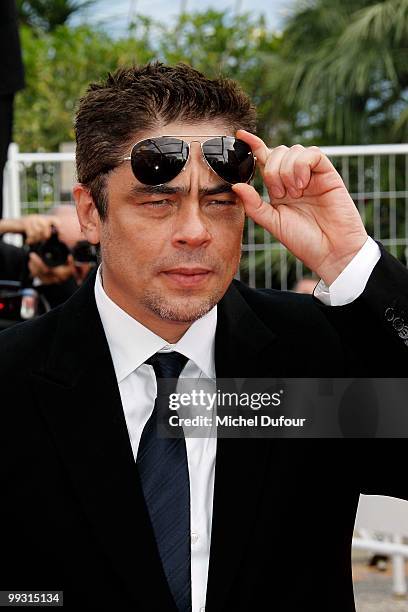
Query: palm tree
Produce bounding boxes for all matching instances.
[277,0,408,144]
[246,0,408,282]
[17,0,96,32]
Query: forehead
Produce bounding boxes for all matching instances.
[133,119,233,143]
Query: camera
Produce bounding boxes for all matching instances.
[71,240,98,264]
[29,226,98,266]
[29,224,70,267]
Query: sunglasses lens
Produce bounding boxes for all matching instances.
[130,137,188,185]
[202,137,255,184]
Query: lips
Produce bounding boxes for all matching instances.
[163,267,212,275]
[161,267,213,287]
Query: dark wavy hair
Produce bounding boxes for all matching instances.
[74,62,257,219]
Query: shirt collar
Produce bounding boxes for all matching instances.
[94,265,217,383]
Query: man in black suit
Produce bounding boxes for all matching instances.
[0,0,25,219]
[0,63,407,612]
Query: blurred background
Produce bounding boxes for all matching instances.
[4,0,408,291]
[2,3,408,608]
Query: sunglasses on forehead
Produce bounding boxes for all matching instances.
[122,135,256,186]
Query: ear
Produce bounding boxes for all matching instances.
[72,183,101,245]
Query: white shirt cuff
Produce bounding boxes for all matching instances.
[313,236,381,306]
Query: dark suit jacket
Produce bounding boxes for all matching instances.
[0,240,27,280]
[0,242,407,611]
[0,0,25,95]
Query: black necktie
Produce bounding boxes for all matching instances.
[136,351,192,612]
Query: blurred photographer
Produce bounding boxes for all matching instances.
[0,205,96,317]
[0,213,62,281]
[26,204,95,291]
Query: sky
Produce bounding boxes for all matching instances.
[72,0,296,36]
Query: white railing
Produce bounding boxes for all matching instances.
[3,144,76,219]
[3,142,408,288]
[353,495,408,598]
[239,143,408,289]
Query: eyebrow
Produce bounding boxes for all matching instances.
[129,183,235,197]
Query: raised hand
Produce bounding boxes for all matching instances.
[232,130,368,286]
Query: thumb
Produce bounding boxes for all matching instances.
[232,183,280,238]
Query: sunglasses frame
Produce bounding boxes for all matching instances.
[122,135,257,187]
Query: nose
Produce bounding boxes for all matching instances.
[170,141,213,248]
[171,202,211,248]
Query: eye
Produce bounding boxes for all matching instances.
[142,199,172,207]
[208,199,236,206]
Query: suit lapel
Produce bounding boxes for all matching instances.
[29,272,278,612]
[205,281,278,611]
[30,271,178,611]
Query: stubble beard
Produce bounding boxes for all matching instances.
[140,285,226,323]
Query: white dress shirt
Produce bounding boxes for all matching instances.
[94,235,380,612]
[94,269,217,612]
[314,237,381,305]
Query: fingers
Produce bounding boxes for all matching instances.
[236,130,291,197]
[257,143,309,200]
[23,215,61,244]
[236,129,270,166]
[232,183,280,238]
[264,146,289,199]
[236,130,336,201]
[28,251,74,285]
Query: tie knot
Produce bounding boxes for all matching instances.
[145,351,188,380]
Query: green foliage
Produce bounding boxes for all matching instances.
[15,23,155,150]
[15,0,408,149]
[15,2,408,151]
[14,9,285,152]
[12,2,408,279]
[155,10,286,144]
[278,0,408,144]
[17,0,96,32]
